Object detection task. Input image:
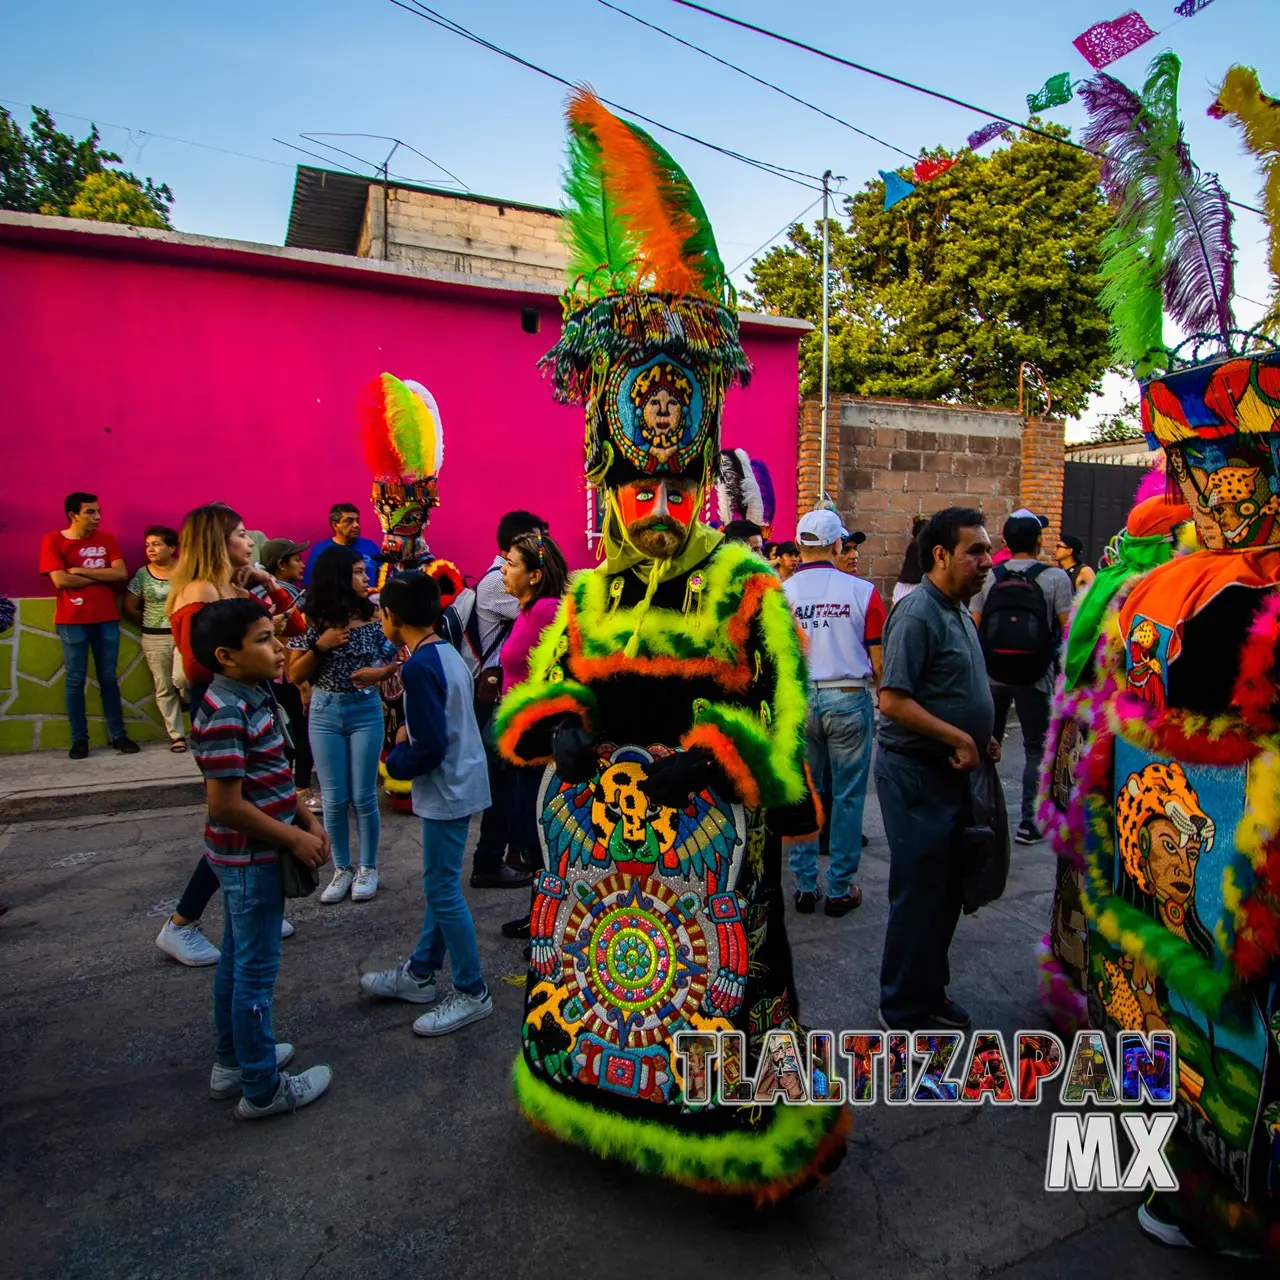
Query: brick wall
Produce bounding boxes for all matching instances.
[1019,414,1067,544]
[357,186,568,285]
[798,395,1069,599]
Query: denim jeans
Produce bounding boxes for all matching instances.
[472,700,513,875]
[210,857,285,1104]
[410,816,485,995]
[788,687,874,898]
[309,689,384,869]
[55,621,125,742]
[991,684,1051,825]
[876,750,968,1024]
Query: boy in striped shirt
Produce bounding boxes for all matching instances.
[189,599,334,1119]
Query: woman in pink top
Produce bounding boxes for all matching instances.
[498,530,568,938]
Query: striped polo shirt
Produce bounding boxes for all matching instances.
[191,675,297,865]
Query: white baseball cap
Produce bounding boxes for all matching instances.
[796,509,850,546]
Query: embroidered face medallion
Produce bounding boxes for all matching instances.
[1168,440,1280,550]
[606,355,710,476]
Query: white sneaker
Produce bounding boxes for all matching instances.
[209,1043,296,1099]
[413,986,493,1036]
[156,919,220,967]
[351,866,379,902]
[1137,1203,1193,1249]
[360,960,437,1004]
[281,919,296,939]
[235,1065,332,1119]
[320,867,355,904]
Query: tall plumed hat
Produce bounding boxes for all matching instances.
[1081,53,1280,550]
[358,372,445,530]
[539,88,751,489]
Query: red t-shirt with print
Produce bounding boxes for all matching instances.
[39,531,123,625]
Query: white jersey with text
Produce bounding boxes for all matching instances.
[783,563,886,684]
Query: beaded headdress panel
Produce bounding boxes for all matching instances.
[538,88,751,489]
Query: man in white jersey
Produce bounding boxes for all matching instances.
[783,509,886,917]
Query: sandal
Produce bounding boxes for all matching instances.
[169,738,188,753]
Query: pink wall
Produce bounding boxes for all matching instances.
[0,223,802,598]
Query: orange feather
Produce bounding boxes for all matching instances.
[567,88,698,295]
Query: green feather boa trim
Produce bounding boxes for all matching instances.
[512,1054,845,1190]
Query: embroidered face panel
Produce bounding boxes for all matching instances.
[605,355,713,477]
[1167,437,1280,550]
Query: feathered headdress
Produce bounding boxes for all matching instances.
[1211,66,1280,335]
[540,87,751,488]
[715,448,768,528]
[359,373,444,482]
[1080,51,1236,372]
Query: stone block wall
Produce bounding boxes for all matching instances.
[358,186,568,285]
[0,600,167,753]
[798,395,1066,599]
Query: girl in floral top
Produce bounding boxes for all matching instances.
[288,546,398,904]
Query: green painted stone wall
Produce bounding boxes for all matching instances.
[0,599,170,752]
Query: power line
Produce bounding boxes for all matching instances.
[596,0,916,161]
[671,1,1265,217]
[385,0,823,191]
[727,195,823,275]
[0,97,291,168]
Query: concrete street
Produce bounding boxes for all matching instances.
[0,729,1264,1279]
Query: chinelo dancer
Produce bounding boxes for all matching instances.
[494,88,848,1202]
[1040,54,1280,1257]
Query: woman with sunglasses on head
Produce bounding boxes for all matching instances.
[497,530,569,938]
[155,504,305,967]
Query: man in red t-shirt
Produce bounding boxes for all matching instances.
[38,492,139,759]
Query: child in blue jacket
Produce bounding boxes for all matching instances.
[359,572,493,1035]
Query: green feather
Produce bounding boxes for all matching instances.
[562,121,638,296]
[1085,51,1203,371]
[383,374,425,476]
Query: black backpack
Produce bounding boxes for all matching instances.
[978,563,1056,685]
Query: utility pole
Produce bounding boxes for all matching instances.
[819,169,832,502]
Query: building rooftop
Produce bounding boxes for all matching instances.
[284,165,563,256]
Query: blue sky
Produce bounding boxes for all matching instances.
[4,0,1276,423]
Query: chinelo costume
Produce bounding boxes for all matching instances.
[357,372,463,812]
[1036,53,1280,1256]
[494,88,849,1202]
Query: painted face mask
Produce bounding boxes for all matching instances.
[616,478,697,533]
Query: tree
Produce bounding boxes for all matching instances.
[746,125,1113,419]
[67,171,170,229]
[0,106,173,227]
[1089,397,1144,443]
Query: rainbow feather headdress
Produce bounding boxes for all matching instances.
[358,372,445,530]
[539,88,751,487]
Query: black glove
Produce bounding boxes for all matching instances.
[553,723,599,783]
[638,748,731,808]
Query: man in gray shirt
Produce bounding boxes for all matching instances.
[876,507,998,1032]
[970,511,1073,845]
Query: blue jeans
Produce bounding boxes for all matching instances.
[210,858,285,1104]
[410,816,485,995]
[875,750,968,1023]
[308,689,384,869]
[56,621,125,742]
[788,687,874,898]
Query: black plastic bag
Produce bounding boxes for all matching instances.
[959,761,1010,915]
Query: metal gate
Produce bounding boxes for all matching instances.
[1061,461,1151,566]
